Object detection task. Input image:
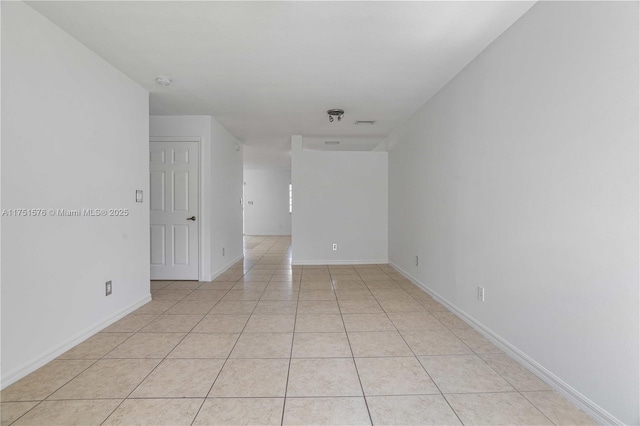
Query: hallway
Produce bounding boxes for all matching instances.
[1,236,594,425]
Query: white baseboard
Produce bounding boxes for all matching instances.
[1,294,151,390]
[389,261,621,426]
[206,254,245,281]
[291,259,388,266]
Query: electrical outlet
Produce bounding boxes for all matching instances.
[478,286,485,302]
[332,243,338,251]
[105,280,112,296]
[416,256,419,267]
[222,247,225,256]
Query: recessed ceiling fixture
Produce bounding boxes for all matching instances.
[325,141,340,145]
[355,120,376,125]
[327,109,345,123]
[155,76,172,86]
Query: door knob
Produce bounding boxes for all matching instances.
[187,216,196,221]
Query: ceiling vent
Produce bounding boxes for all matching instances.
[355,120,376,125]
[325,141,340,145]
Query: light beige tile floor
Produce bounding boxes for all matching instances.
[0,235,596,425]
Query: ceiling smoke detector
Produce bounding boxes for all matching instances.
[155,76,173,86]
[327,109,345,123]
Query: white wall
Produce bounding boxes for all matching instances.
[210,119,244,277]
[150,116,244,280]
[292,137,388,264]
[1,2,150,387]
[243,169,291,236]
[388,2,638,424]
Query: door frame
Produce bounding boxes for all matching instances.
[150,136,204,281]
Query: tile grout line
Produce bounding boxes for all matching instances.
[374,273,466,426]
[334,266,375,426]
[2,237,282,425]
[379,269,558,425]
[279,258,302,426]
[190,245,273,426]
[100,274,240,426]
[388,273,559,425]
[5,237,569,425]
[9,287,175,425]
[5,356,102,425]
[353,264,430,422]
[5,390,552,402]
[6,401,44,425]
[471,352,558,425]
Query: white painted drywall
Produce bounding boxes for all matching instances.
[292,137,388,264]
[388,2,639,424]
[243,169,292,236]
[149,116,244,280]
[210,119,244,277]
[1,2,150,386]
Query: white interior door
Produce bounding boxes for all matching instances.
[150,141,199,280]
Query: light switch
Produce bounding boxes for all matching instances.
[136,190,143,203]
